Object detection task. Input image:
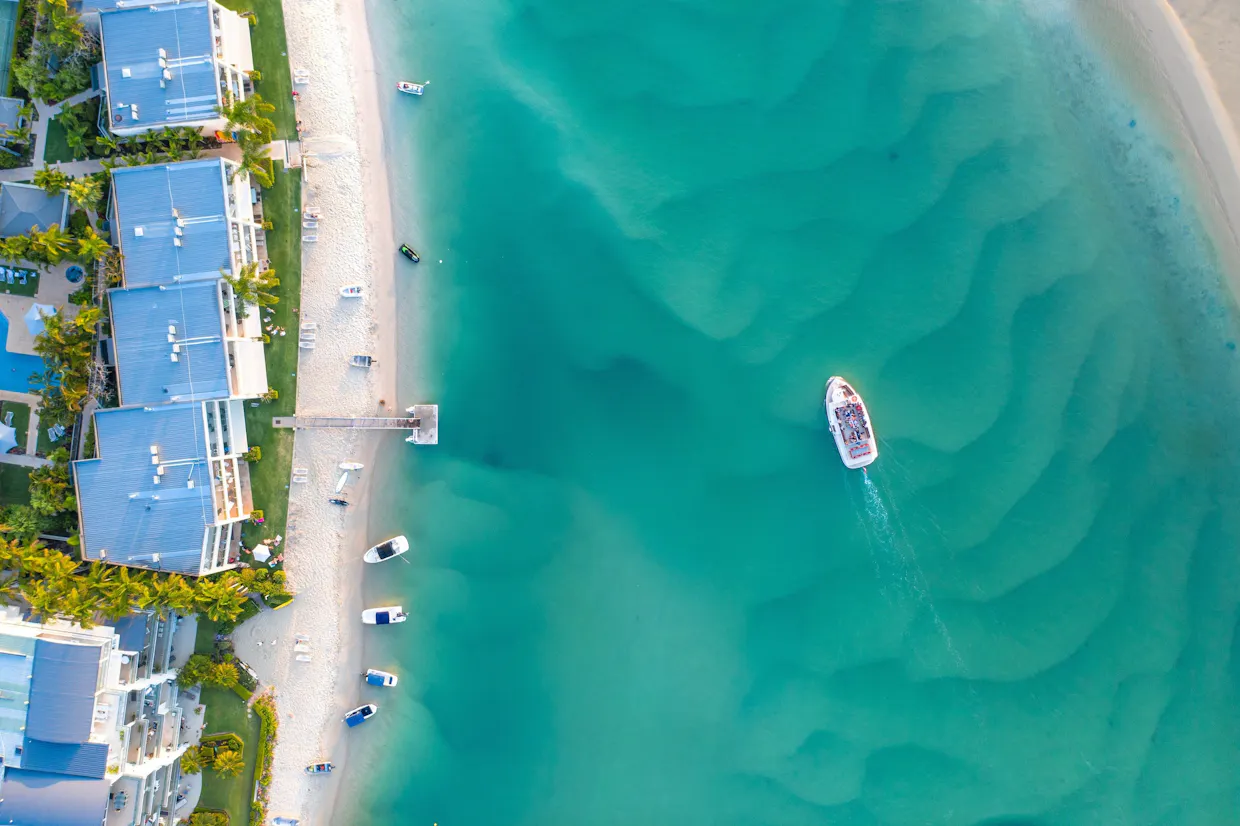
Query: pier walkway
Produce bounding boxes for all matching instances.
[273,404,438,444]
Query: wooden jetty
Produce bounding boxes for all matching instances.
[273,405,438,445]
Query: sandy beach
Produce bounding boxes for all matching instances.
[239,0,400,820]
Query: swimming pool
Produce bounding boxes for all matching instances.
[0,313,46,394]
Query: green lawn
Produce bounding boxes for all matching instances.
[197,685,261,826]
[217,0,296,139]
[241,165,300,548]
[42,117,72,164]
[0,268,41,298]
[0,464,31,506]
[1,401,30,450]
[35,416,63,456]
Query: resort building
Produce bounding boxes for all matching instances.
[109,158,262,287]
[0,182,69,237]
[72,401,254,576]
[0,607,194,826]
[109,278,269,407]
[97,0,254,137]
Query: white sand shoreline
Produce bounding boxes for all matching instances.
[1124,0,1240,280]
[239,0,401,820]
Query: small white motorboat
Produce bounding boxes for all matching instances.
[350,354,376,368]
[339,461,364,471]
[396,80,429,96]
[362,606,407,625]
[823,376,878,470]
[335,471,349,493]
[364,535,409,564]
[364,668,399,687]
[339,285,363,298]
[344,704,378,727]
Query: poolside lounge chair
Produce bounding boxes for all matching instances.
[17,273,26,285]
[5,272,12,284]
[3,412,11,427]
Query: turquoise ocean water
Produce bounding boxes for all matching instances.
[343,0,1240,823]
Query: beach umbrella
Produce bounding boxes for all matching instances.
[0,423,17,454]
[23,303,55,338]
[252,545,271,563]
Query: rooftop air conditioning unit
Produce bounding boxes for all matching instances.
[173,238,182,247]
[121,67,132,78]
[187,479,194,489]
[130,104,139,120]
[174,227,183,237]
[168,325,176,335]
[169,352,179,363]
[163,69,172,81]
[152,476,160,485]
[134,227,144,237]
[158,48,167,59]
[171,344,180,353]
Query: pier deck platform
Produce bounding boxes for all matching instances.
[273,404,438,445]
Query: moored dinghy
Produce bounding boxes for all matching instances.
[349,354,376,368]
[339,285,364,298]
[304,761,334,774]
[364,668,399,687]
[363,535,409,564]
[362,606,407,625]
[396,80,428,96]
[338,461,364,471]
[343,704,378,727]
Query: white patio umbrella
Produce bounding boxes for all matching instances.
[0,423,17,454]
[23,303,56,338]
[251,544,272,563]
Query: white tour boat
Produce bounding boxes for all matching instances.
[362,606,407,625]
[364,535,409,564]
[396,80,428,96]
[823,376,878,470]
[364,668,399,687]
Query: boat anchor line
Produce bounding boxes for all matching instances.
[272,404,439,444]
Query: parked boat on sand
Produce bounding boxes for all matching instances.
[304,762,334,774]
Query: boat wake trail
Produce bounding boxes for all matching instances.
[857,473,966,675]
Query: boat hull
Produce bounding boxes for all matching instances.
[362,606,406,625]
[363,535,409,564]
[824,377,878,470]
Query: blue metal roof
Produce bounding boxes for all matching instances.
[0,769,111,826]
[19,740,108,779]
[73,403,215,575]
[0,184,67,237]
[100,1,220,131]
[111,158,232,287]
[25,640,101,745]
[110,280,230,405]
[109,614,147,653]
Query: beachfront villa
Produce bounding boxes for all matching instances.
[0,607,194,826]
[109,158,262,287]
[72,401,254,576]
[97,0,254,137]
[109,278,269,406]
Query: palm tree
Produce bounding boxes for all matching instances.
[193,576,247,622]
[67,176,103,210]
[94,132,119,156]
[222,262,278,315]
[37,224,74,264]
[233,137,273,187]
[212,750,243,778]
[76,228,111,264]
[180,747,206,775]
[0,236,29,263]
[220,94,277,142]
[33,166,69,195]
